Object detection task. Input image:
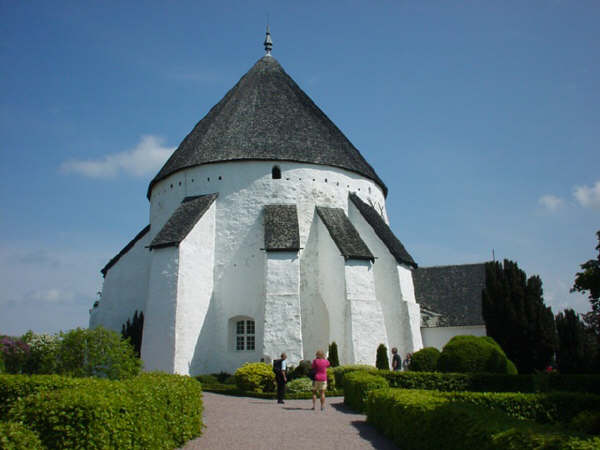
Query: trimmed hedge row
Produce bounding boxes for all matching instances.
[343,371,389,412]
[0,374,85,416]
[0,422,43,450]
[331,366,600,394]
[366,389,600,450]
[4,373,203,449]
[201,383,344,399]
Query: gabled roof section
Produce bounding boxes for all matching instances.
[101,225,150,277]
[149,194,217,249]
[349,193,417,268]
[412,263,488,327]
[148,55,386,199]
[316,206,374,261]
[264,204,300,251]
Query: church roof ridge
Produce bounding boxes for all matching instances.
[147,53,387,198]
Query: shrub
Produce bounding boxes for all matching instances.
[0,422,43,450]
[330,364,377,388]
[234,362,275,393]
[21,332,60,374]
[366,389,600,450]
[0,336,30,374]
[344,371,389,412]
[0,374,84,416]
[196,374,219,386]
[57,326,142,379]
[409,347,441,372]
[7,373,203,449]
[437,335,517,374]
[376,344,389,370]
[286,377,313,393]
[570,411,600,435]
[328,342,340,367]
[291,360,312,380]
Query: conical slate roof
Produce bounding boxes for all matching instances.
[148,55,387,198]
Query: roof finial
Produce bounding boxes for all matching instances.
[264,22,273,56]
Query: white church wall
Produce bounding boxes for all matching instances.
[299,211,328,361]
[141,246,179,372]
[397,264,424,355]
[344,260,387,365]
[317,216,347,361]
[347,200,404,357]
[263,252,303,365]
[421,325,487,350]
[173,201,216,375]
[90,231,151,333]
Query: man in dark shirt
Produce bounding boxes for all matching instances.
[391,347,401,371]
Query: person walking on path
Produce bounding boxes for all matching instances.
[274,352,288,404]
[391,347,401,371]
[311,350,330,411]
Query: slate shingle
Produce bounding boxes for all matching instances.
[264,205,300,251]
[101,225,150,277]
[148,56,386,198]
[349,193,417,268]
[412,263,488,327]
[149,194,217,249]
[316,207,374,261]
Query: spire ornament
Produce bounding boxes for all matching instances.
[264,25,273,56]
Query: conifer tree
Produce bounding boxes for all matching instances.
[121,310,144,357]
[376,343,389,370]
[572,230,600,335]
[482,260,557,373]
[556,309,587,373]
[328,342,339,367]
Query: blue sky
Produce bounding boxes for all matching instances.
[1,1,598,336]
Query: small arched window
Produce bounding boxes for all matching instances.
[235,319,255,351]
[272,166,281,179]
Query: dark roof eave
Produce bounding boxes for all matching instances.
[147,158,388,200]
[265,247,301,252]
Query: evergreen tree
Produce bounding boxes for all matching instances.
[121,310,144,357]
[572,230,600,335]
[556,309,587,373]
[328,342,339,367]
[482,260,557,373]
[376,343,389,370]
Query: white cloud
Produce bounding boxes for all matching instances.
[60,135,173,178]
[538,195,564,212]
[574,181,600,210]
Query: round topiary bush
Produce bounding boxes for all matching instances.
[286,377,313,393]
[292,360,312,380]
[437,335,517,374]
[409,347,441,372]
[234,362,275,393]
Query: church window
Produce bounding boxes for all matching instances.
[272,166,281,179]
[235,319,255,351]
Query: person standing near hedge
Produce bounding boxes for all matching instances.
[391,347,401,371]
[273,352,288,404]
[311,350,330,411]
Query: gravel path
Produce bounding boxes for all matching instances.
[182,392,397,449]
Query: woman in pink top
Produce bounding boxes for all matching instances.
[311,350,330,411]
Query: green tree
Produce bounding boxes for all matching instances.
[121,310,144,357]
[555,309,588,373]
[57,327,141,379]
[482,260,557,373]
[328,342,340,367]
[437,335,517,374]
[572,230,600,335]
[376,343,389,370]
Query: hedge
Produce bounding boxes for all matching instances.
[6,373,203,449]
[0,422,43,450]
[234,362,275,393]
[343,371,389,412]
[330,365,377,388]
[201,383,344,399]
[366,389,600,450]
[0,374,85,416]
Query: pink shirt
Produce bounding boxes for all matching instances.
[311,358,330,382]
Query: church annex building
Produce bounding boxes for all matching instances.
[90,32,486,375]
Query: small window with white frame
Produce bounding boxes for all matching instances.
[235,319,255,351]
